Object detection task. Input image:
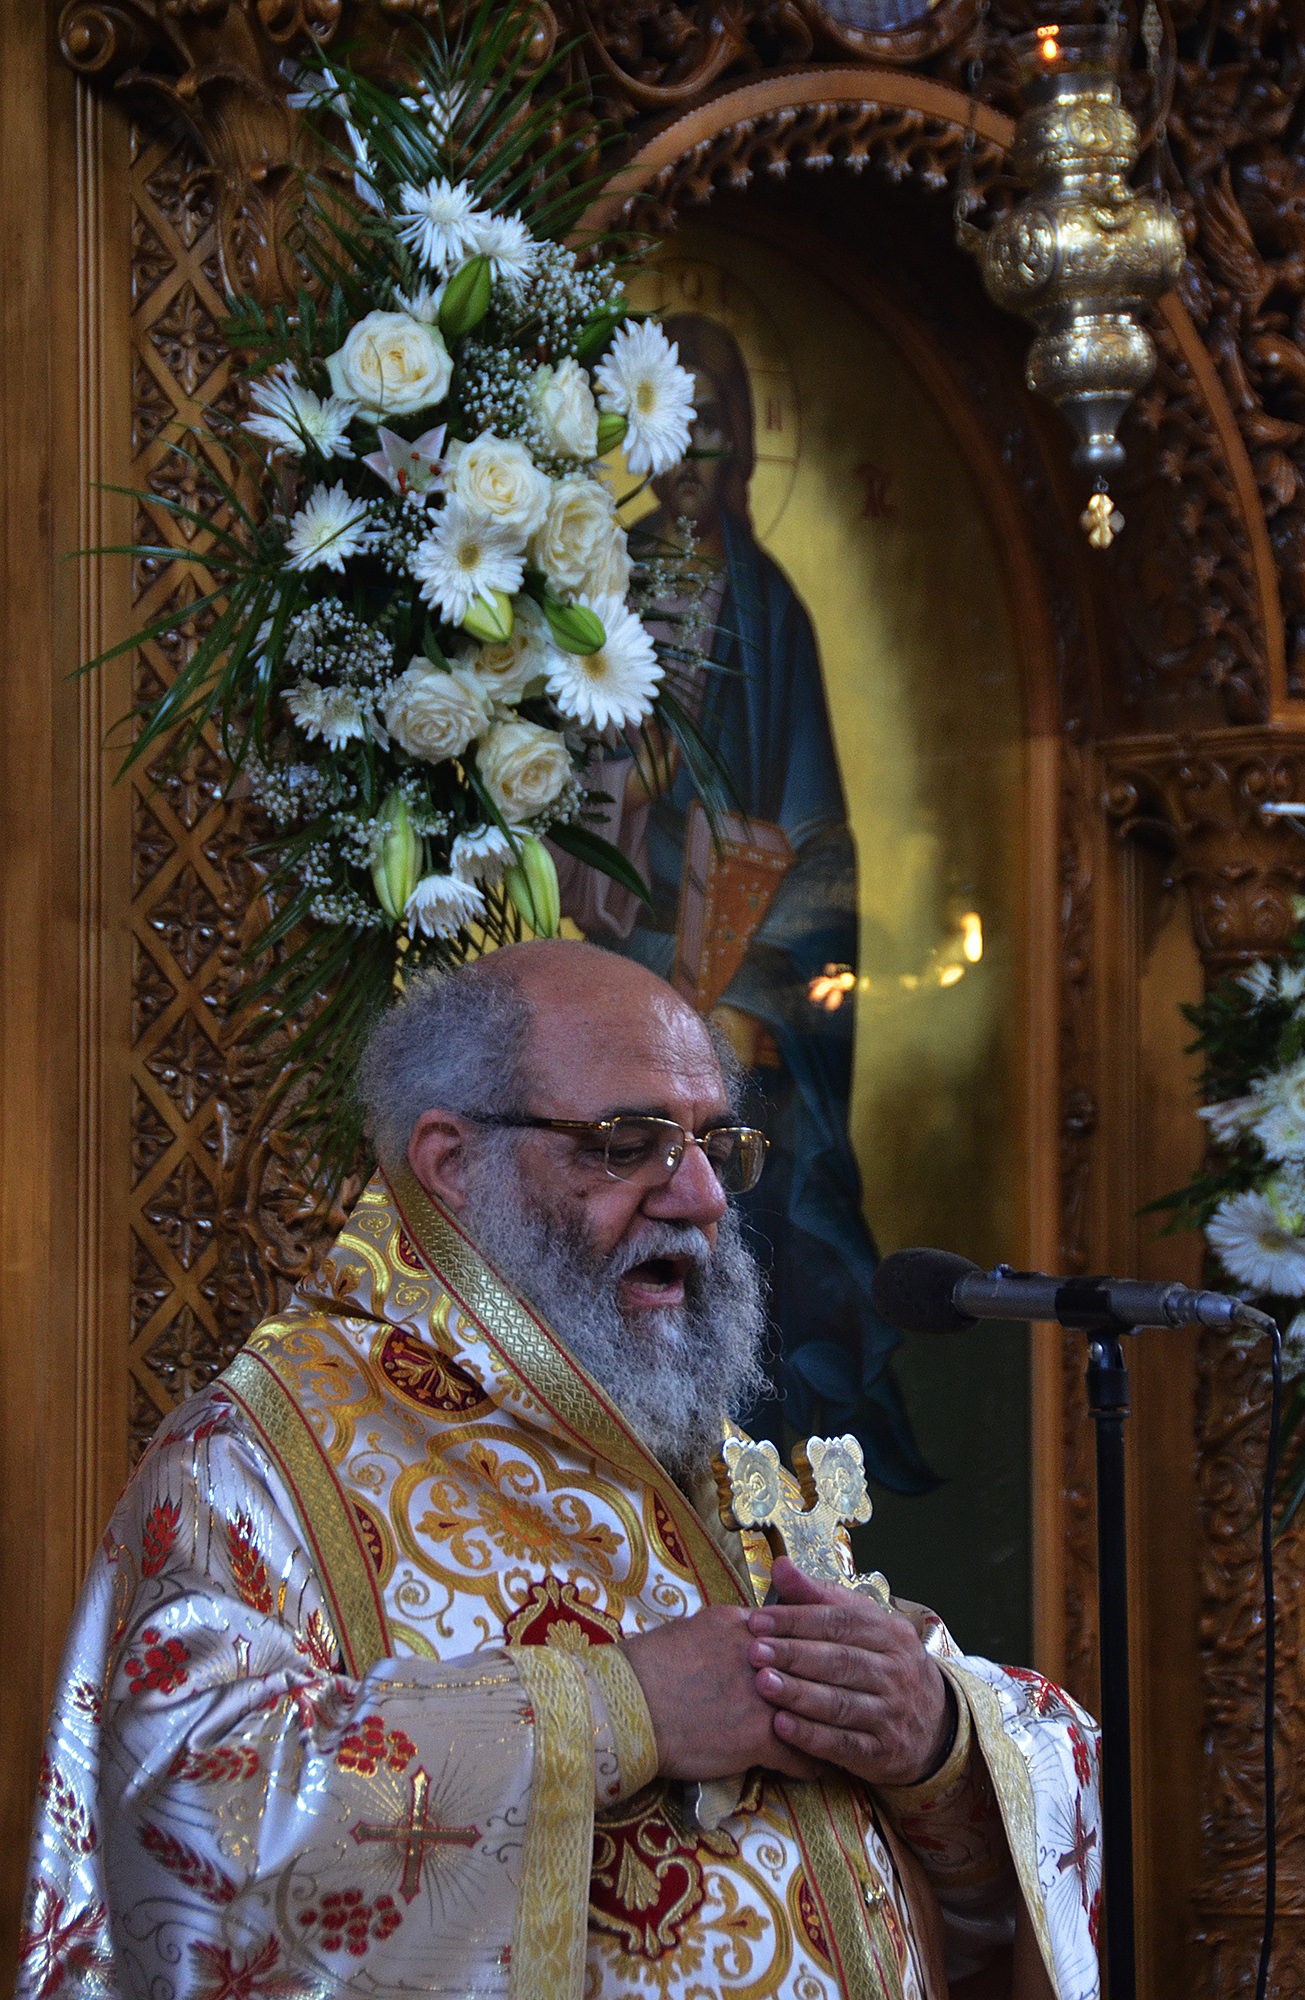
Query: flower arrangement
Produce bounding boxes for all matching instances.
[104,12,726,1194]
[1152,899,1305,1525]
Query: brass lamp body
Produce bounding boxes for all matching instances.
[962,35,1185,480]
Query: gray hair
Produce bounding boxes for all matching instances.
[356,960,534,1171]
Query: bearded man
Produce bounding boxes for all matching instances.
[20,942,1102,2000]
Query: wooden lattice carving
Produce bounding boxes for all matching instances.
[126,123,355,1458]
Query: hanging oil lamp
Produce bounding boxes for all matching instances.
[958,22,1185,547]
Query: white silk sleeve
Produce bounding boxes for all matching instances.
[20,1393,605,2000]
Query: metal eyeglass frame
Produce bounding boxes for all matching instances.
[466,1112,769,1192]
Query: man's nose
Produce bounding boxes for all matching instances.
[642,1140,728,1230]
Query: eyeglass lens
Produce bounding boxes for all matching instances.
[602,1117,766,1193]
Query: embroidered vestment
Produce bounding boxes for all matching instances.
[20,1172,1103,2000]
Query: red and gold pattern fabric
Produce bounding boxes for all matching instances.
[19,1172,1101,2000]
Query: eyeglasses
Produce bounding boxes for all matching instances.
[468,1112,768,1194]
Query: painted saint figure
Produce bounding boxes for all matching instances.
[557,314,935,1493]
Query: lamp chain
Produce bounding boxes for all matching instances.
[952,0,990,236]
[1140,0,1172,200]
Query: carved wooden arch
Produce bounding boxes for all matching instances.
[587,65,1285,720]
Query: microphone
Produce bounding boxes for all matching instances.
[871,1247,1264,1335]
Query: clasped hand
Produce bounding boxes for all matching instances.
[620,1556,951,1788]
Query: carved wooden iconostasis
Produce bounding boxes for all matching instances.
[4,0,1305,1994]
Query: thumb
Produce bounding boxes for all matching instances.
[770,1556,845,1606]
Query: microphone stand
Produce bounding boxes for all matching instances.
[1057,1284,1139,2000]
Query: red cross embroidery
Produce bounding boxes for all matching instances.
[1055,1796,1099,1911]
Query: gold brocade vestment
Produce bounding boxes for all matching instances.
[19,1173,1104,2000]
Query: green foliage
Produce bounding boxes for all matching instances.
[1150,925,1305,1530]
[77,3,728,1208]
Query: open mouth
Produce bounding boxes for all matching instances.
[618,1254,692,1311]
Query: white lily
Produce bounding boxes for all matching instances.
[362,424,449,498]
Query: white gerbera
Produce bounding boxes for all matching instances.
[469,211,538,298]
[1239,961,1276,1000]
[395,177,482,274]
[410,499,526,625]
[594,321,696,476]
[285,679,367,750]
[394,280,447,324]
[246,365,356,458]
[405,871,487,939]
[545,595,662,730]
[284,483,372,572]
[451,823,519,888]
[1198,1094,1259,1146]
[1251,1054,1305,1162]
[1206,1189,1305,1294]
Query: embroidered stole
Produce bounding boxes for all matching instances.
[225,1171,929,2000]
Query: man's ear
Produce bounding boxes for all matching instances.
[408,1107,477,1212]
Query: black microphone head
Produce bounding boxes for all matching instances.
[871,1249,984,1334]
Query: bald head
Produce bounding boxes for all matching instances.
[355,940,726,1174]
[487,941,722,1120]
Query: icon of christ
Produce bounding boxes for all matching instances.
[555,312,936,1495]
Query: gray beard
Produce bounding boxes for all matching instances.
[461,1138,770,1485]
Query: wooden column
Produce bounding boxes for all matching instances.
[0,7,132,1979]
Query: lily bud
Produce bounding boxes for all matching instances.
[461,591,515,644]
[371,789,421,921]
[595,410,628,456]
[544,597,606,655]
[505,834,561,939]
[439,256,492,341]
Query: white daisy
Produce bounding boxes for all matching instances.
[284,483,372,572]
[362,424,448,498]
[1239,961,1276,1000]
[405,871,487,939]
[394,280,447,324]
[544,594,662,730]
[1206,1189,1305,1295]
[284,680,367,750]
[246,365,356,459]
[469,211,538,298]
[451,823,519,888]
[1251,1054,1305,1162]
[1282,964,1305,1003]
[395,177,483,274]
[594,320,695,477]
[410,498,526,625]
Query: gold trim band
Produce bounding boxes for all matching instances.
[508,1644,596,2000]
[223,1347,390,1676]
[585,1644,659,1799]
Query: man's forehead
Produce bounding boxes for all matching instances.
[525,987,725,1110]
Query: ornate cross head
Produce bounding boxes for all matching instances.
[713,1433,891,1608]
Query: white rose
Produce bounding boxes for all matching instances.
[326,312,452,419]
[530,474,631,599]
[448,432,551,536]
[530,359,599,460]
[383,661,493,765]
[459,596,551,705]
[476,719,570,821]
